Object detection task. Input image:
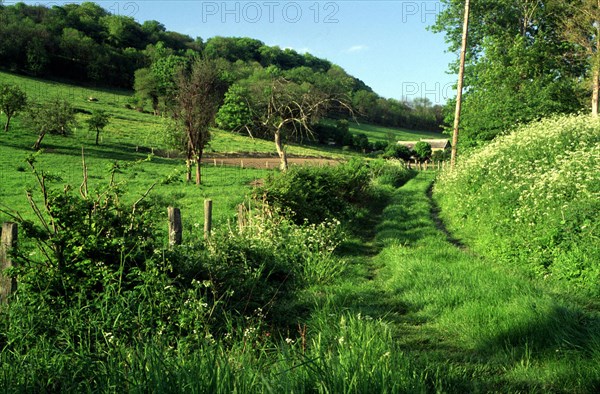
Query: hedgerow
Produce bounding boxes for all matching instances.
[434,114,600,293]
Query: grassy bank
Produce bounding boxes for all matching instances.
[434,115,600,294]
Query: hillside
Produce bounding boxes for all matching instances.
[0,2,443,133]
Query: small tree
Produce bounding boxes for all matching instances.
[26,97,76,150]
[171,57,227,185]
[413,141,432,162]
[86,110,110,145]
[353,133,370,153]
[0,83,27,132]
[134,68,160,115]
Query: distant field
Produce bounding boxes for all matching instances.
[0,71,350,159]
[348,121,446,143]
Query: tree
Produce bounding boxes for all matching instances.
[414,142,432,162]
[433,0,586,144]
[215,84,253,132]
[218,68,350,171]
[383,144,412,161]
[0,83,27,132]
[86,110,109,145]
[26,97,76,150]
[171,57,227,185]
[562,0,600,116]
[353,133,370,153]
[134,68,160,115]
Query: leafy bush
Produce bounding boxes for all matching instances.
[369,158,415,188]
[256,159,372,224]
[434,115,600,293]
[382,143,412,160]
[413,141,431,161]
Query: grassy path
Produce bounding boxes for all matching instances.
[330,172,600,392]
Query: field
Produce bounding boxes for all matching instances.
[0,71,347,229]
[348,121,445,142]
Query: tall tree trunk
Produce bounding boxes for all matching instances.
[593,68,599,117]
[195,151,202,185]
[33,128,47,150]
[152,95,160,116]
[594,17,600,117]
[95,128,100,145]
[274,128,288,171]
[450,0,470,170]
[4,116,11,132]
[185,145,193,183]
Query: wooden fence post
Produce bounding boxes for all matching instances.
[237,203,247,232]
[168,207,182,246]
[204,199,213,239]
[1,222,18,303]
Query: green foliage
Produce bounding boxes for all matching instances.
[25,96,77,150]
[215,84,252,131]
[431,149,450,162]
[383,143,412,160]
[413,141,432,161]
[435,114,600,293]
[433,1,586,143]
[353,132,370,152]
[368,158,415,188]
[86,109,109,145]
[256,159,372,224]
[0,82,27,132]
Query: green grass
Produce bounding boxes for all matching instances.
[2,165,600,391]
[0,70,357,229]
[3,71,599,392]
[434,114,600,294]
[0,71,351,159]
[348,121,445,143]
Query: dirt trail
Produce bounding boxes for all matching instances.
[201,155,343,169]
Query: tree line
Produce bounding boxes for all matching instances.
[0,2,443,132]
[434,0,600,146]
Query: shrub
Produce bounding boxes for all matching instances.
[255,159,372,224]
[413,141,432,161]
[369,158,415,188]
[383,143,411,160]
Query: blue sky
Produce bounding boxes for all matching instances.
[29,0,459,104]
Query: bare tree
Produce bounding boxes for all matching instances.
[233,72,350,171]
[171,58,226,185]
